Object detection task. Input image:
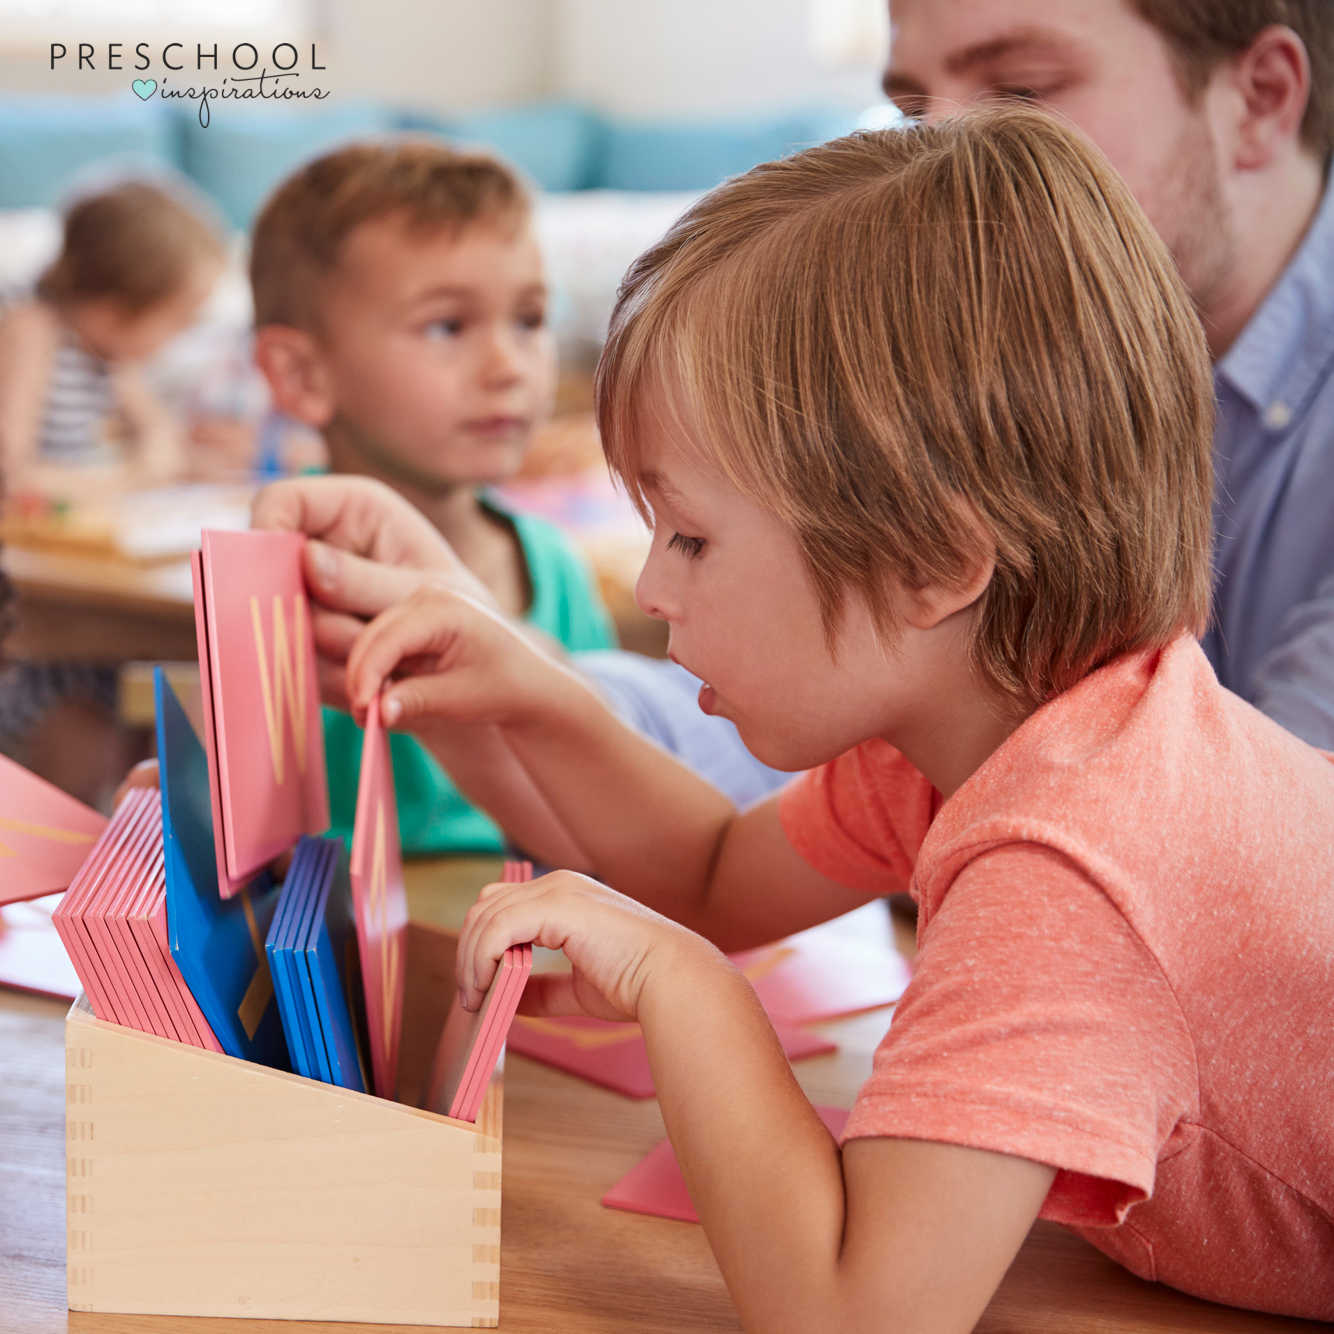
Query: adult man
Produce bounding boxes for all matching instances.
[882,0,1334,747]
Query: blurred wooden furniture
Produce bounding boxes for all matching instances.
[3,545,198,664]
[1,859,1324,1333]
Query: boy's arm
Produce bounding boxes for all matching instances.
[456,872,1054,1333]
[112,367,184,482]
[0,303,59,478]
[356,597,877,947]
[643,950,1054,1333]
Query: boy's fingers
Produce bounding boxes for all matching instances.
[304,541,428,618]
[312,608,363,662]
[253,475,457,571]
[516,973,585,1018]
[111,758,160,809]
[316,659,351,711]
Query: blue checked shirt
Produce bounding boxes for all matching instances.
[1204,171,1334,749]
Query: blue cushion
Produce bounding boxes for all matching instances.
[0,97,179,208]
[176,102,395,228]
[597,106,863,192]
[398,102,601,194]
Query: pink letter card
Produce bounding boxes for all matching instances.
[193,528,329,896]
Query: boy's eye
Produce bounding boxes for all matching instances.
[518,308,546,331]
[424,318,464,339]
[667,532,705,559]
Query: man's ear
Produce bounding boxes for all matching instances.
[252,324,336,428]
[1228,24,1310,171]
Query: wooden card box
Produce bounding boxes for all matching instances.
[65,921,503,1327]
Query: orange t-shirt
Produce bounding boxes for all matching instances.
[779,636,1334,1321]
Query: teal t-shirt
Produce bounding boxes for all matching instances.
[322,493,616,854]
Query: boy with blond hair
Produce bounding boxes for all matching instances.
[259,108,1334,1327]
[247,140,616,854]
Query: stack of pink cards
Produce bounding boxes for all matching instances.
[52,787,222,1051]
[192,528,329,898]
[349,694,409,1100]
[424,861,534,1123]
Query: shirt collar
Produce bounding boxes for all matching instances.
[1216,169,1334,424]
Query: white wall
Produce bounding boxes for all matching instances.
[327,0,554,112]
[0,0,888,116]
[553,0,883,117]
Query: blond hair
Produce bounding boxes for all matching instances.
[597,106,1215,712]
[37,179,224,315]
[249,138,531,331]
[1132,0,1332,165]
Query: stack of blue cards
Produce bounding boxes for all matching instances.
[266,835,369,1092]
[155,668,290,1071]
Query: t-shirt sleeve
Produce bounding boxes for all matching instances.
[843,844,1198,1226]
[778,739,938,896]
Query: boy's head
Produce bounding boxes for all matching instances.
[250,139,555,494]
[598,106,1215,715]
[39,178,225,363]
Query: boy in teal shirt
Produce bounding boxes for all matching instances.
[248,140,614,852]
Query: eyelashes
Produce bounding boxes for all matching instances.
[667,532,705,559]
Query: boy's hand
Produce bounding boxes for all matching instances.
[456,868,717,1023]
[346,584,565,733]
[252,475,499,710]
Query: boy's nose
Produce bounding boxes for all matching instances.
[480,327,523,384]
[634,543,677,623]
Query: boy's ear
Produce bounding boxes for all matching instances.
[1228,24,1310,170]
[252,324,336,428]
[899,549,996,632]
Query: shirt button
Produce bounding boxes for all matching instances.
[1264,401,1292,429]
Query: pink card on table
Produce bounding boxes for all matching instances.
[424,861,533,1122]
[349,694,409,1099]
[507,1013,835,1098]
[194,529,329,895]
[0,896,79,999]
[731,905,911,1025]
[0,753,107,907]
[602,1106,850,1223]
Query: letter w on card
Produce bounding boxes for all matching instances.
[193,529,329,896]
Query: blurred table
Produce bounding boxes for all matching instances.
[1,860,1324,1333]
[3,545,198,664]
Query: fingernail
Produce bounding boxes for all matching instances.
[458,987,473,1012]
[307,541,335,586]
[382,695,401,725]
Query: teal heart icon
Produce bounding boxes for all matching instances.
[131,78,156,100]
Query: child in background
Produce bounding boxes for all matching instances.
[247,141,616,855]
[0,178,227,809]
[0,178,226,493]
[299,109,1333,1326]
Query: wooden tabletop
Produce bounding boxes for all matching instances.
[0,861,1322,1333]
